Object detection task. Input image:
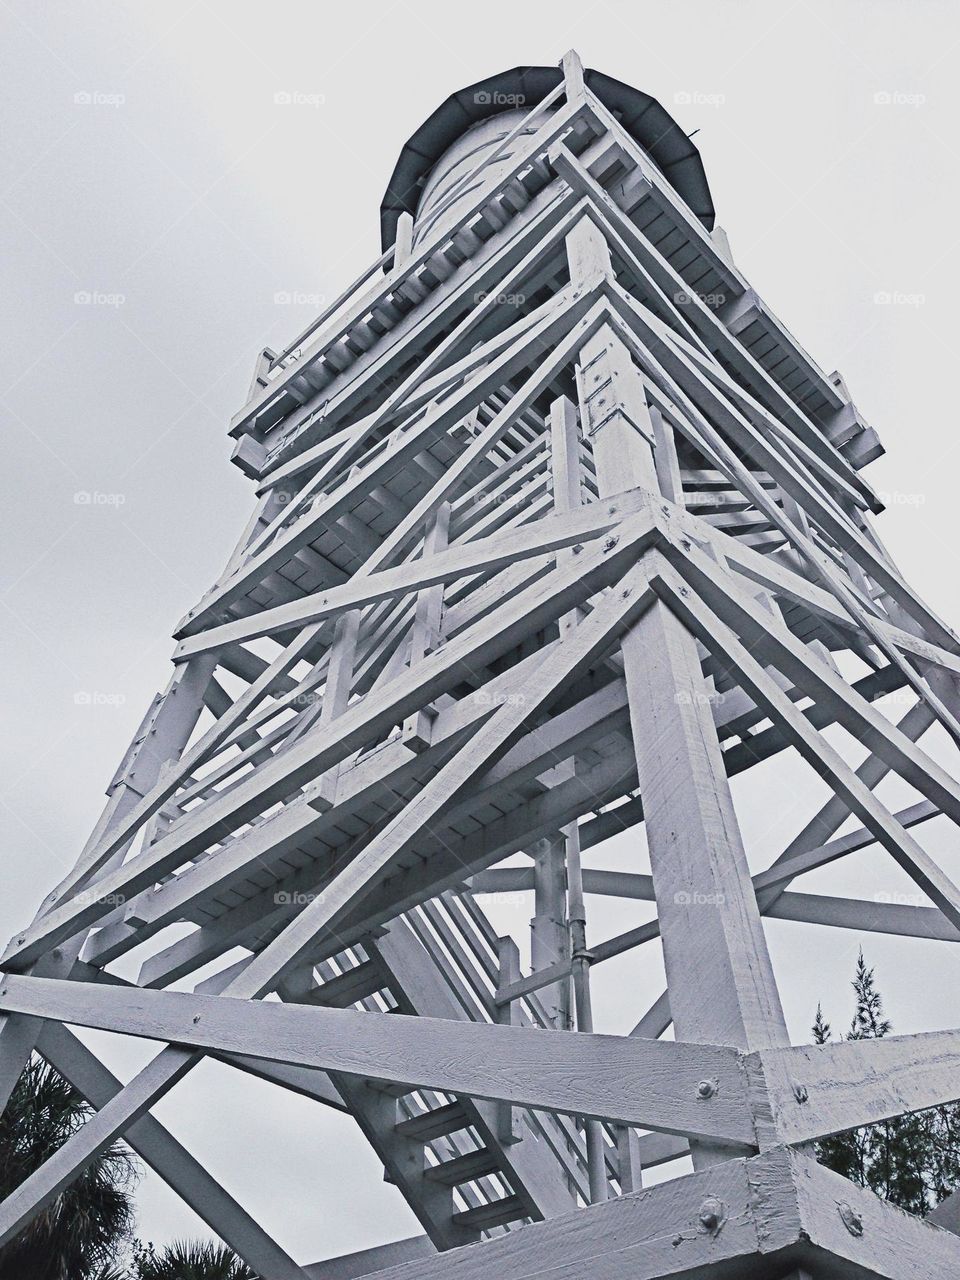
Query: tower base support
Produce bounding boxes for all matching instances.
[346,1146,959,1280]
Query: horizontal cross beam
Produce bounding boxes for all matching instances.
[0,975,752,1144]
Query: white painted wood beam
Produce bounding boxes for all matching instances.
[0,977,752,1144]
[36,1023,309,1280]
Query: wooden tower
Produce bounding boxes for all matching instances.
[4,52,960,1278]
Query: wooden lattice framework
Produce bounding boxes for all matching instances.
[4,51,960,1279]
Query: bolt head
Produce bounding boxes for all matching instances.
[696,1078,717,1099]
[838,1202,864,1236]
[698,1196,725,1234]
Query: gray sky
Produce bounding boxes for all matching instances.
[4,0,960,1265]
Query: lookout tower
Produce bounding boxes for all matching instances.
[3,51,960,1280]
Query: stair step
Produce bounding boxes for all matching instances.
[309,959,384,1008]
[424,1149,500,1186]
[365,1078,413,1098]
[394,1102,470,1142]
[451,1194,527,1230]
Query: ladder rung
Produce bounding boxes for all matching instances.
[451,1194,527,1230]
[394,1102,470,1141]
[424,1149,500,1186]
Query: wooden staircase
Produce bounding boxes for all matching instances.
[281,894,610,1245]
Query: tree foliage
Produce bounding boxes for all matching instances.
[814,950,960,1215]
[0,1057,138,1280]
[0,1056,257,1278]
[131,1239,256,1280]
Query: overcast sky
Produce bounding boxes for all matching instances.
[4,0,960,1266]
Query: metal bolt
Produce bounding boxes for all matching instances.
[838,1202,864,1237]
[696,1079,717,1100]
[192,1014,201,1024]
[671,1233,683,1247]
[793,1084,809,1104]
[698,1196,725,1235]
[603,535,619,551]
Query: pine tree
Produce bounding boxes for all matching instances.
[814,950,960,1215]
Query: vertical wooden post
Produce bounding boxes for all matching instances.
[615,1124,642,1193]
[530,836,570,1029]
[320,610,360,727]
[650,401,683,505]
[550,395,584,653]
[495,937,522,1144]
[565,817,607,1203]
[403,503,450,752]
[394,211,415,268]
[548,386,605,1196]
[561,49,586,106]
[567,215,789,1169]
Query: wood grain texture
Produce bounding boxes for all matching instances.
[761,1030,960,1144]
[0,975,751,1143]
